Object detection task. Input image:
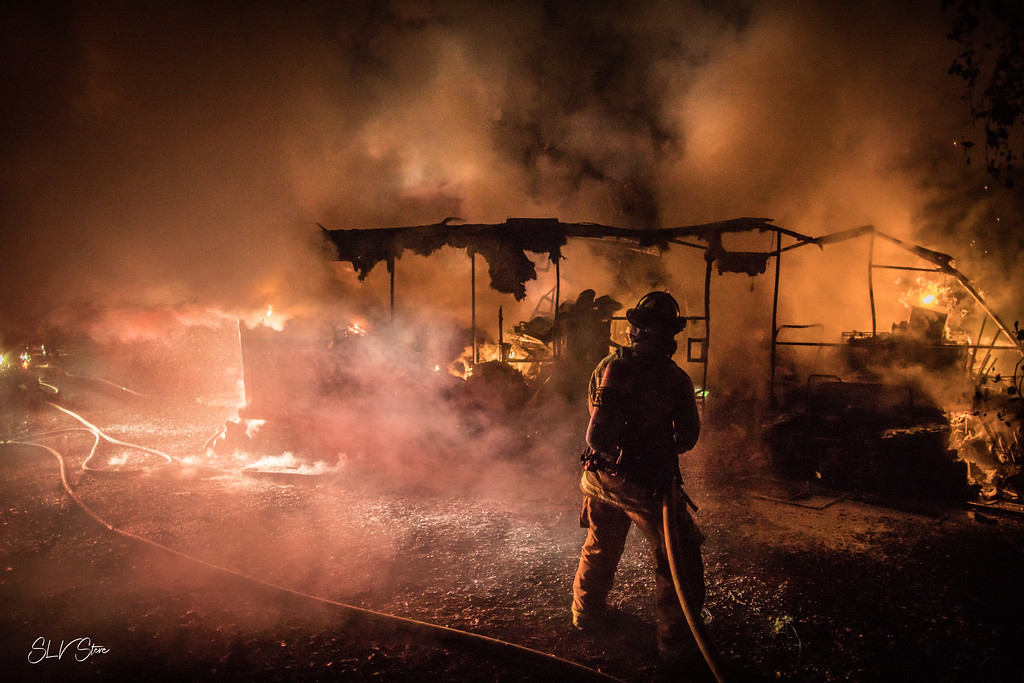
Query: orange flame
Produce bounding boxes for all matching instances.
[898,276,955,313]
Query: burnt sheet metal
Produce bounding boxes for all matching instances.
[711,250,771,276]
[321,216,795,300]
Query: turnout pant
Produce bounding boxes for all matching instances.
[572,495,705,658]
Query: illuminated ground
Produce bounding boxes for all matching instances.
[2,370,1024,682]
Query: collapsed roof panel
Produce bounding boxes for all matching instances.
[321,216,790,299]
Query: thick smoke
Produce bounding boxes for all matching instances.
[4,1,1019,334]
[2,1,1022,432]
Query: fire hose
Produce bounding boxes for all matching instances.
[3,402,622,683]
[663,483,728,683]
[47,401,179,469]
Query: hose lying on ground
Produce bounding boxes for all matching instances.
[663,485,728,683]
[61,371,170,399]
[46,401,178,467]
[2,415,621,682]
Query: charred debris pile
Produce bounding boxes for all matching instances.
[766,307,978,504]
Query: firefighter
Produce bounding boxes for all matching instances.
[571,291,706,666]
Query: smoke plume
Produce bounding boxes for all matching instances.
[1,0,1021,378]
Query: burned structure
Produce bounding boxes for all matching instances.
[231,217,1023,507]
[763,226,1024,506]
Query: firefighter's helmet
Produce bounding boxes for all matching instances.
[625,291,686,335]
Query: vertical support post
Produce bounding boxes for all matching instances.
[977,325,1004,379]
[498,306,505,363]
[769,231,782,411]
[969,317,988,379]
[701,253,712,404]
[554,256,562,360]
[236,319,247,409]
[868,229,877,336]
[471,253,478,365]
[387,258,395,322]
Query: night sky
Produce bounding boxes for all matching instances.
[2,0,1021,343]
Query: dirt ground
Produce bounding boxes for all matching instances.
[3,370,1024,682]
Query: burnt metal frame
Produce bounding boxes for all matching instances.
[378,226,727,403]
[767,224,1024,409]
[329,218,1022,407]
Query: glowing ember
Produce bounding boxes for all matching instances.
[260,305,286,331]
[448,342,507,379]
[242,452,339,476]
[238,304,290,331]
[449,346,475,379]
[898,275,956,313]
[346,321,368,336]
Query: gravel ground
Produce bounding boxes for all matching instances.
[3,371,1024,682]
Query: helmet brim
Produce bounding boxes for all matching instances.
[626,307,686,334]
